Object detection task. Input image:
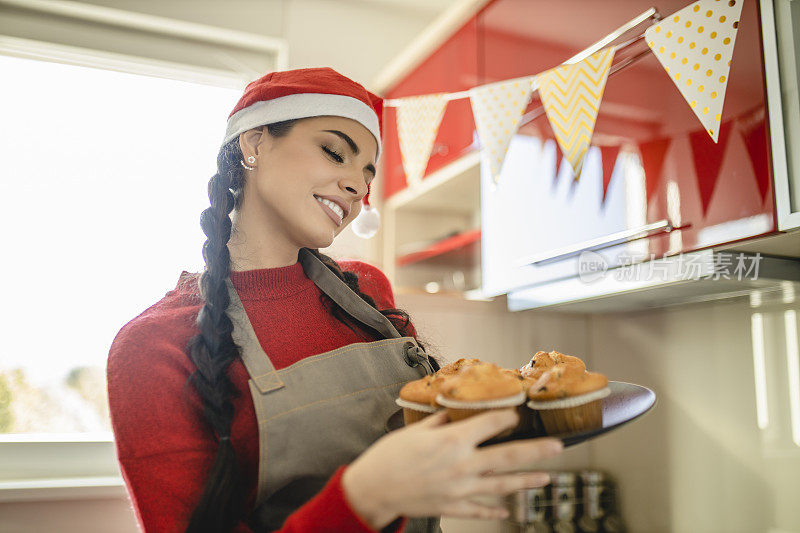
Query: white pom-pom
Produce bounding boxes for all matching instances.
[352,203,380,238]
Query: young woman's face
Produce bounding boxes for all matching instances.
[238,116,377,252]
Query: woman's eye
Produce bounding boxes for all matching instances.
[321,146,344,163]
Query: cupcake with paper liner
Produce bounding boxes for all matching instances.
[396,374,447,424]
[526,364,610,435]
[436,362,527,437]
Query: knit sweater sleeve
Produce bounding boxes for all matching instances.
[107,299,402,533]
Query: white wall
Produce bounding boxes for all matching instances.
[585,295,800,533]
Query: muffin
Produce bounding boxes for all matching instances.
[436,357,483,377]
[396,375,446,424]
[526,365,610,434]
[436,362,527,437]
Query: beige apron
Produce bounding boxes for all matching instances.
[225,248,441,532]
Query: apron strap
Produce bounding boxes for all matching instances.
[225,278,285,394]
[298,248,403,340]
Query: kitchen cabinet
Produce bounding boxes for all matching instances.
[478,0,779,300]
[382,150,483,296]
[379,13,485,296]
[378,0,800,304]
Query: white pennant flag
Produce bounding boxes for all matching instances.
[396,93,448,186]
[645,0,743,141]
[469,76,537,183]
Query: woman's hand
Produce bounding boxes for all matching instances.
[341,408,563,529]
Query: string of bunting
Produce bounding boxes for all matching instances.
[383,0,745,190]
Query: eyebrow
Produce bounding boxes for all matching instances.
[322,129,376,179]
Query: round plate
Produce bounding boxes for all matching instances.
[386,381,655,447]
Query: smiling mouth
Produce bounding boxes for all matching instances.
[314,195,344,226]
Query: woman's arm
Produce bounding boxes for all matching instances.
[108,316,256,532]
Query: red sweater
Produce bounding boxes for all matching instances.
[107,259,411,532]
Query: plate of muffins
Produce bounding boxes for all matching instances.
[390,351,655,447]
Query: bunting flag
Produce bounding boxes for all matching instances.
[638,137,671,203]
[689,120,733,214]
[544,138,565,189]
[553,139,564,187]
[739,108,771,202]
[396,93,449,186]
[553,141,564,179]
[536,47,615,180]
[599,145,621,204]
[645,0,743,142]
[469,76,537,183]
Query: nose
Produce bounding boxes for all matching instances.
[339,171,368,199]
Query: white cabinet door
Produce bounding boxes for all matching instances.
[764,0,800,230]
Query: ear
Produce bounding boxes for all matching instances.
[238,127,269,160]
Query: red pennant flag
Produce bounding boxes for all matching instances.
[638,137,671,203]
[689,121,733,215]
[599,145,621,204]
[554,139,564,186]
[740,115,771,202]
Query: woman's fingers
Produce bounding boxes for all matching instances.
[458,437,564,475]
[450,471,551,499]
[438,408,519,446]
[415,409,449,427]
[438,500,510,520]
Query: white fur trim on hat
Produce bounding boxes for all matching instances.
[222,93,382,158]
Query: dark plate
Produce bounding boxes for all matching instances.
[386,381,656,447]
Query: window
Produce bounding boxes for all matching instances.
[0,54,241,445]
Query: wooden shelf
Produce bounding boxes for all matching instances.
[396,228,481,267]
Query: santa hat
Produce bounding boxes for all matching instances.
[223,67,383,215]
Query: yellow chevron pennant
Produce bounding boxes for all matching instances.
[469,75,537,183]
[396,93,449,187]
[536,47,615,180]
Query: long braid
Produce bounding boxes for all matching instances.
[185,119,436,531]
[185,141,245,533]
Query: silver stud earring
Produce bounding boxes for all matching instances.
[240,155,256,171]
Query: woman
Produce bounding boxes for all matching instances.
[107,67,563,533]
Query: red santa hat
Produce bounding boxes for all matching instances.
[223,67,383,207]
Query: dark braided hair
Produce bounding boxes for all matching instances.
[184,119,437,532]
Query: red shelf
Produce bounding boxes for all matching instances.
[396,228,481,267]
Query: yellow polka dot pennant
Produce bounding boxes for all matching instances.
[535,46,615,180]
[396,93,449,187]
[468,75,537,183]
[644,0,743,142]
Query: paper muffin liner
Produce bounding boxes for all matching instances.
[436,391,527,410]
[395,397,440,425]
[526,387,610,435]
[395,397,440,413]
[526,386,611,410]
[436,391,527,438]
